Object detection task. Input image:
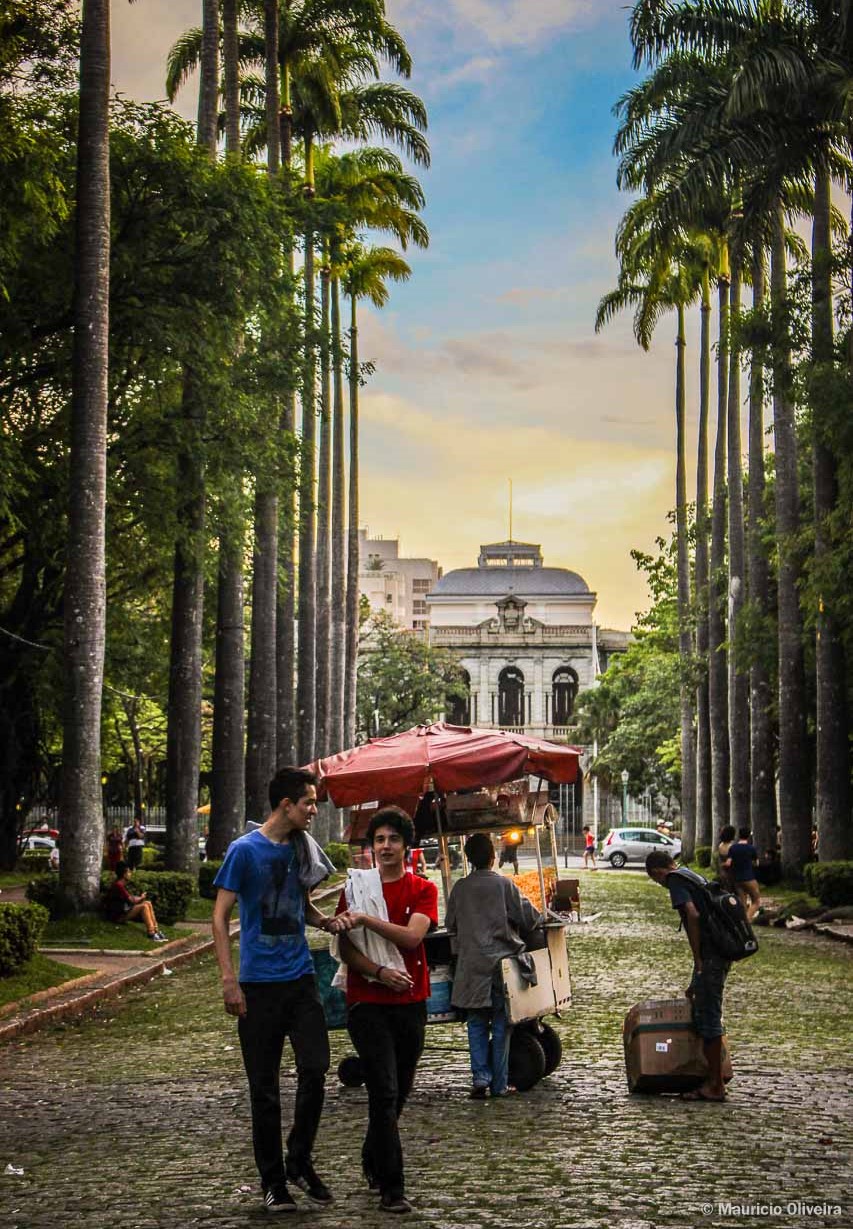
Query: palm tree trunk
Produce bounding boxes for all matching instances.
[747,249,777,858]
[344,292,360,747]
[197,0,220,155]
[811,167,851,860]
[771,202,811,875]
[222,0,240,158]
[315,260,332,756]
[209,0,243,853]
[727,259,750,831]
[246,0,280,806]
[210,526,245,856]
[277,389,298,765]
[297,217,318,761]
[709,274,730,833]
[59,0,111,910]
[675,303,696,856]
[330,272,347,754]
[166,369,206,875]
[694,268,712,852]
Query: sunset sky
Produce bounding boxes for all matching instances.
[111,0,715,630]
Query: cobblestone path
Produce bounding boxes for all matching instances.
[1,872,850,1229]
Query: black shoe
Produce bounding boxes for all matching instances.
[286,1158,333,1205]
[469,1085,487,1099]
[363,1163,380,1193]
[380,1193,412,1214]
[263,1183,296,1214]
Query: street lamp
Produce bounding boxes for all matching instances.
[621,769,629,822]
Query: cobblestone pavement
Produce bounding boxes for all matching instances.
[0,872,851,1229]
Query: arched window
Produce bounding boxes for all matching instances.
[447,669,471,726]
[498,666,525,727]
[552,667,578,726]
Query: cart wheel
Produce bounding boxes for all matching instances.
[337,1055,365,1087]
[536,1022,563,1076]
[508,1029,546,1091]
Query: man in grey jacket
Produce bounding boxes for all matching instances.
[445,832,542,1098]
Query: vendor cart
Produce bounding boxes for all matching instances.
[306,722,582,1090]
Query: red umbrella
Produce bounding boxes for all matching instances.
[306,722,581,808]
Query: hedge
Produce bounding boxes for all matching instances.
[198,860,222,900]
[116,871,194,925]
[323,842,351,871]
[803,861,853,908]
[26,875,63,918]
[695,846,712,868]
[0,902,49,976]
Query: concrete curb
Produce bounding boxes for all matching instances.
[0,933,219,1044]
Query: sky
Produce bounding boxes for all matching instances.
[110,0,707,631]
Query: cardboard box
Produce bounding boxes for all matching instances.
[623,998,733,1094]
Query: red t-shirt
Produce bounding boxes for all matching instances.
[336,872,438,1006]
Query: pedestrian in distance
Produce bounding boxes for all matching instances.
[445,832,543,1099]
[124,818,145,870]
[212,766,347,1215]
[106,826,124,873]
[715,825,736,887]
[723,828,761,922]
[581,825,597,870]
[334,807,439,1215]
[102,861,167,942]
[645,850,731,1102]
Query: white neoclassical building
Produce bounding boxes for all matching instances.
[426,540,628,740]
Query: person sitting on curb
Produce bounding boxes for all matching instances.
[103,861,167,942]
[645,850,730,1102]
[445,832,543,1100]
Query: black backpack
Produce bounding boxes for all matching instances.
[672,869,759,962]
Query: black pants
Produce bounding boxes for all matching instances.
[347,1001,427,1201]
[237,976,330,1190]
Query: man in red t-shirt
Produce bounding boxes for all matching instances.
[335,807,438,1216]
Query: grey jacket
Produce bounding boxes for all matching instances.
[445,869,543,1010]
[244,822,334,890]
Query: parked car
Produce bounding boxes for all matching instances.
[417,838,461,870]
[600,827,681,868]
[21,834,57,853]
[23,825,60,841]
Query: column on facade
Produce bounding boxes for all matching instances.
[477,656,488,728]
[532,655,544,728]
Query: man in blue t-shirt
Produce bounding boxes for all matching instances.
[723,828,761,922]
[645,850,731,1102]
[212,767,346,1215]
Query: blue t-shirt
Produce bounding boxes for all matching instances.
[727,842,758,882]
[214,829,314,983]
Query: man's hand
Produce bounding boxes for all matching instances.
[324,914,352,935]
[222,977,247,1017]
[378,966,413,993]
[333,910,365,931]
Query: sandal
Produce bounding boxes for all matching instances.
[681,1088,726,1103]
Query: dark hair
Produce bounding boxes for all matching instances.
[738,827,751,840]
[115,861,128,879]
[719,825,736,843]
[645,850,675,872]
[269,767,317,810]
[366,806,414,849]
[464,832,494,869]
[582,825,590,833]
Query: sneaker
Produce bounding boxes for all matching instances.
[469,1085,487,1100]
[263,1183,296,1214]
[150,932,168,943]
[286,1158,333,1205]
[380,1194,412,1214]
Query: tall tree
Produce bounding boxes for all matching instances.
[59,0,111,909]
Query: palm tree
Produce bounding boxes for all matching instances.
[341,243,412,746]
[209,22,245,858]
[59,0,111,910]
[595,215,699,853]
[313,144,428,751]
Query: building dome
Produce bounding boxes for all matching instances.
[430,541,590,598]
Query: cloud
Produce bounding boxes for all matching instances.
[432,55,501,91]
[390,0,609,53]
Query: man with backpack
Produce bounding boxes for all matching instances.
[645,850,755,1102]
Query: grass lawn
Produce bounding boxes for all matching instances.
[0,952,88,1009]
[41,915,183,950]
[0,870,28,890]
[185,895,215,922]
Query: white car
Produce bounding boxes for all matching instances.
[600,827,681,868]
[21,834,57,853]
